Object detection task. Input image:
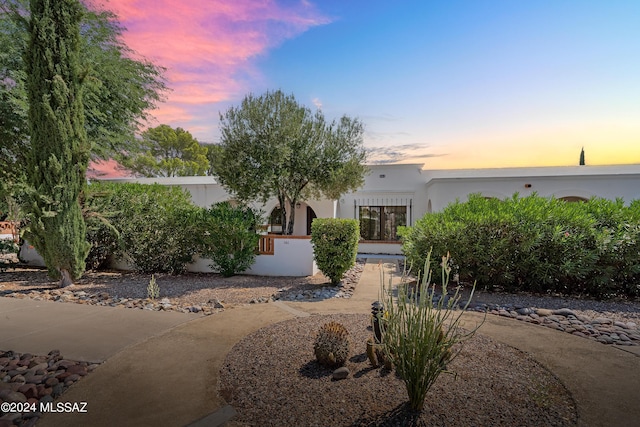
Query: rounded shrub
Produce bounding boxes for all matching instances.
[197,202,261,277]
[310,218,359,285]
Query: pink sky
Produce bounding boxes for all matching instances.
[105,0,330,131]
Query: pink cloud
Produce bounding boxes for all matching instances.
[88,159,128,179]
[101,0,331,131]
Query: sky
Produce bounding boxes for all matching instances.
[97,0,640,173]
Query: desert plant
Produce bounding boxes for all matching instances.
[378,250,483,412]
[313,321,351,367]
[147,274,160,299]
[310,218,359,285]
[197,202,261,277]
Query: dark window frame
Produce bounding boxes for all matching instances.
[359,205,406,241]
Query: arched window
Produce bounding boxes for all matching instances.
[559,196,588,203]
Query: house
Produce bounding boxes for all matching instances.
[107,163,640,258]
[17,163,640,275]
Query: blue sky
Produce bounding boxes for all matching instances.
[108,0,640,170]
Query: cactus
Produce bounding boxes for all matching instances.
[313,321,350,367]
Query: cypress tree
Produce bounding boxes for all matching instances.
[25,0,90,286]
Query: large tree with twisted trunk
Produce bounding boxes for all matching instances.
[213,90,368,235]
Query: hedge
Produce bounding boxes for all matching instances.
[400,194,640,299]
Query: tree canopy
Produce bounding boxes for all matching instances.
[120,124,209,177]
[0,0,167,183]
[213,90,368,235]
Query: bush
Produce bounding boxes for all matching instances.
[85,182,201,274]
[197,202,261,277]
[401,193,640,298]
[311,218,359,285]
[379,250,481,411]
[83,184,120,270]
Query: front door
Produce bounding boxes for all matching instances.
[306,206,317,235]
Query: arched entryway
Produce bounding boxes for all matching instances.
[267,203,317,235]
[306,206,317,235]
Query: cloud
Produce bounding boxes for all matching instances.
[312,97,323,109]
[87,159,128,179]
[104,0,331,132]
[366,143,442,164]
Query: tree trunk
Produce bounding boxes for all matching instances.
[59,269,74,288]
[278,194,287,235]
[286,199,296,235]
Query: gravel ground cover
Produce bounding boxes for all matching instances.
[220,313,578,427]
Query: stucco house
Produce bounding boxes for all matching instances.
[108,163,640,258]
[16,163,640,275]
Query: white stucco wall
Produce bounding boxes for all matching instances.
[424,165,640,212]
[245,237,318,276]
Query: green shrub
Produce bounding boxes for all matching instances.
[379,250,481,411]
[0,239,19,271]
[86,181,201,274]
[197,202,261,277]
[402,193,640,298]
[83,184,120,270]
[311,218,359,285]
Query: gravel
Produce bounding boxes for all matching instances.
[0,261,365,312]
[219,313,578,427]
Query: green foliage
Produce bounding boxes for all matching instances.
[310,218,359,285]
[86,182,200,274]
[313,321,350,368]
[120,125,209,177]
[213,90,368,235]
[82,184,120,270]
[0,0,167,180]
[0,239,19,271]
[24,0,90,286]
[197,202,261,277]
[379,251,481,412]
[402,194,640,298]
[147,275,160,299]
[0,222,20,271]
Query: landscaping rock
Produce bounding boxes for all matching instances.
[332,367,350,380]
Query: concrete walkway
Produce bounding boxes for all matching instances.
[0,297,199,362]
[2,259,639,427]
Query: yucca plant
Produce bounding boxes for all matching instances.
[378,250,483,412]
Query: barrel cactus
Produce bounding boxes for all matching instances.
[313,321,350,367]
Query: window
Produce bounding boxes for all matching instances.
[359,206,406,241]
[269,207,283,233]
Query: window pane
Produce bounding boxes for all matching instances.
[359,206,380,240]
[383,206,406,241]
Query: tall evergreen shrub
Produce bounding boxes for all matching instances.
[24,0,90,286]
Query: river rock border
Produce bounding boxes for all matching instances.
[0,350,99,427]
[468,303,640,346]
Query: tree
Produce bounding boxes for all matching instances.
[213,90,368,235]
[120,124,209,177]
[579,147,585,166]
[24,0,90,287]
[0,0,167,180]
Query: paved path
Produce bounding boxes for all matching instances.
[0,297,198,362]
[2,259,639,427]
